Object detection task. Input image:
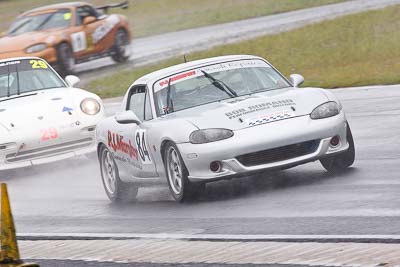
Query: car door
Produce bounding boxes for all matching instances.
[71,5,104,57]
[115,85,157,179]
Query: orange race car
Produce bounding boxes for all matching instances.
[0,1,131,76]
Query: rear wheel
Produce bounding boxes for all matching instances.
[164,143,203,202]
[99,146,138,202]
[320,124,355,173]
[56,42,75,77]
[111,29,130,63]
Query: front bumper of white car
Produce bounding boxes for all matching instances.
[177,112,349,182]
[0,126,97,171]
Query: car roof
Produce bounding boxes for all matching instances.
[134,55,267,86]
[21,2,87,16]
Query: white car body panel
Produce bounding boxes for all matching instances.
[0,57,104,170]
[96,55,350,185]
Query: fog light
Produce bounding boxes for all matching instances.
[330,135,340,147]
[210,161,222,173]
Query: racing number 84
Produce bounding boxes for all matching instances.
[30,60,48,69]
[135,130,151,163]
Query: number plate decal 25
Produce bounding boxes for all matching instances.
[135,129,152,164]
[41,128,59,141]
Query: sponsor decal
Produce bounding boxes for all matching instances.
[0,61,20,67]
[225,99,296,119]
[246,110,295,126]
[62,106,73,113]
[200,60,267,74]
[92,15,120,44]
[159,70,196,87]
[107,131,138,160]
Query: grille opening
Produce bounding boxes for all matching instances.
[6,138,93,163]
[236,140,320,167]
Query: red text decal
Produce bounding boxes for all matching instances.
[159,70,196,87]
[107,131,139,160]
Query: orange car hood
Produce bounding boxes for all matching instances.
[0,31,52,53]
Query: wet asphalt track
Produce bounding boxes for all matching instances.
[1,85,399,236]
[34,260,321,267]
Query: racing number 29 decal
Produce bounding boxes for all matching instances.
[30,60,48,69]
[135,129,152,164]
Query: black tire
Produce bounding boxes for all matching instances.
[56,42,75,77]
[163,142,201,202]
[99,146,138,203]
[111,29,130,63]
[320,123,355,173]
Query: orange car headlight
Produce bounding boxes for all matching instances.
[26,43,47,53]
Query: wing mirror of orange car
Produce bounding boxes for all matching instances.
[83,16,96,25]
[65,75,81,87]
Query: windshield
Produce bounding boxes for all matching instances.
[8,9,71,35]
[153,59,291,116]
[0,59,66,98]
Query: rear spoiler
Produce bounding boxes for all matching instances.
[97,1,129,14]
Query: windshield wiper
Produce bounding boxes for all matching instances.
[165,78,174,114]
[201,70,238,98]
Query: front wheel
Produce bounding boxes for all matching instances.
[99,146,138,202]
[164,143,202,202]
[56,42,75,77]
[320,123,355,173]
[111,29,130,63]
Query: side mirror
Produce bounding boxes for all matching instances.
[83,16,96,25]
[290,74,304,88]
[115,110,141,125]
[65,75,80,87]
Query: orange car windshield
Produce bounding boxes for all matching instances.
[0,59,66,98]
[8,9,71,36]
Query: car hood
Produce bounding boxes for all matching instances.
[0,88,84,131]
[0,31,52,53]
[171,87,329,131]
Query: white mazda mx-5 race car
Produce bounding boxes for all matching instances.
[0,57,104,170]
[96,55,355,203]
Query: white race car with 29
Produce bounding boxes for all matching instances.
[0,57,104,170]
[96,55,355,203]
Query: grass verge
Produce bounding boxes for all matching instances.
[0,0,346,37]
[87,4,400,98]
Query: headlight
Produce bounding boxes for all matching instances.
[189,128,234,144]
[310,101,340,120]
[80,98,101,115]
[26,43,47,53]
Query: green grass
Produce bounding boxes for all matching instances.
[87,5,400,98]
[0,0,346,37]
